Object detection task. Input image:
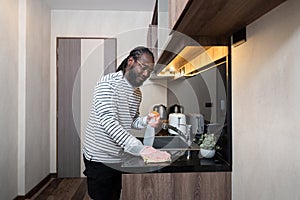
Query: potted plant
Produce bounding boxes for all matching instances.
[198,133,219,158]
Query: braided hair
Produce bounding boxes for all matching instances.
[116,46,154,74]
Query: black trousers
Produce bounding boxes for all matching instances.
[83,156,122,200]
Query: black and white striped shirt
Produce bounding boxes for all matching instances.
[82,71,147,163]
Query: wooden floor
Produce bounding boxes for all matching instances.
[31,178,91,200]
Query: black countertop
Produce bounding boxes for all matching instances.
[120,150,231,174]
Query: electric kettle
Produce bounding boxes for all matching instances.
[153,104,167,120]
[153,104,169,136]
[169,104,184,114]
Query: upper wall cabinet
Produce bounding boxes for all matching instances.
[173,0,287,40]
[168,0,189,30]
[147,24,158,59]
[157,0,170,57]
[151,0,287,73]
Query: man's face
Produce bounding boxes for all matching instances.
[126,53,154,87]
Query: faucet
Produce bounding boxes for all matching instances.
[161,123,193,146]
[162,123,193,160]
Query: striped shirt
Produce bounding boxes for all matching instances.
[82,71,147,163]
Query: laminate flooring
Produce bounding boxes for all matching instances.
[31,178,91,200]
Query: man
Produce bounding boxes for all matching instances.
[82,46,168,200]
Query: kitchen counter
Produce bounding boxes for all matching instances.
[120,149,231,174]
[121,150,232,199]
[120,137,232,199]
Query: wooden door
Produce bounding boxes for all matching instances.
[57,38,81,177]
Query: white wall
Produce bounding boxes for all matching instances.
[25,0,51,193]
[0,0,19,199]
[232,0,300,199]
[50,10,167,172]
[0,0,50,198]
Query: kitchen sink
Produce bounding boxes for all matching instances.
[153,136,188,150]
[137,136,200,151]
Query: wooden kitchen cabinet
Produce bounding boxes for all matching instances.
[168,0,189,30]
[147,24,158,59]
[122,172,231,200]
[148,0,191,62]
[154,0,286,67]
[147,0,158,59]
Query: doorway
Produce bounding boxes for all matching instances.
[56,37,117,177]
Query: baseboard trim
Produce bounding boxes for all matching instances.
[14,173,57,200]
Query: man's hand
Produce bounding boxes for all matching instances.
[140,146,171,163]
[147,111,160,127]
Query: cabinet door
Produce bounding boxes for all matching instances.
[172,172,231,200]
[147,24,158,59]
[168,0,189,29]
[122,172,231,200]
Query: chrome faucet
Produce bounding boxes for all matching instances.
[162,123,193,160]
[162,123,193,146]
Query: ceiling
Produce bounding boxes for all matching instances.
[44,0,156,11]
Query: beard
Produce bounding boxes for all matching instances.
[127,68,144,87]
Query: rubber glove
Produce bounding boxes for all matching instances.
[124,137,145,156]
[146,111,160,127]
